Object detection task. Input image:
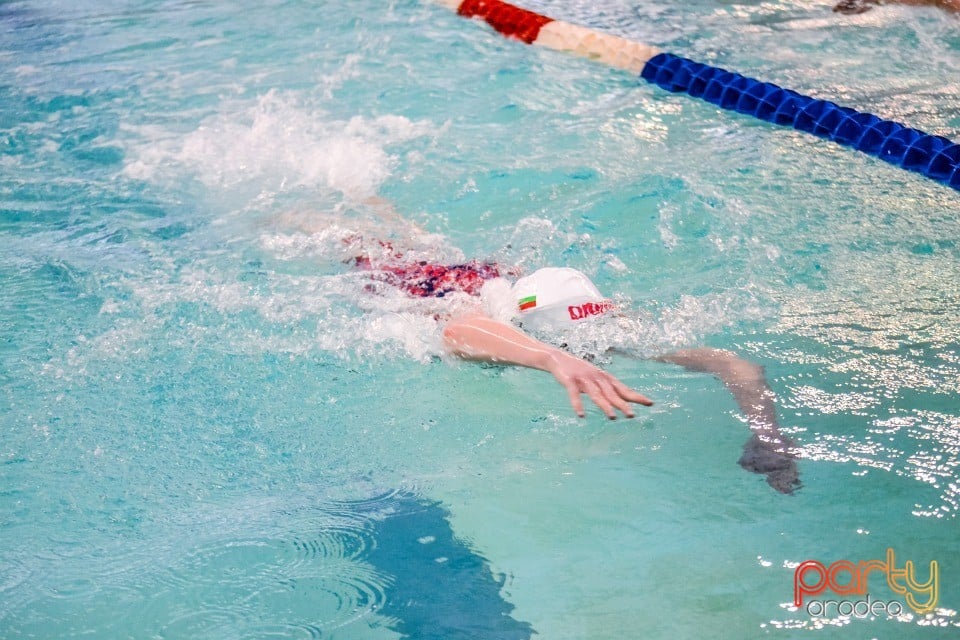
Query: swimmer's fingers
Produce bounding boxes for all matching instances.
[563,383,587,419]
[607,375,654,407]
[594,376,634,419]
[549,353,652,419]
[581,377,619,420]
[573,375,638,420]
[558,374,614,419]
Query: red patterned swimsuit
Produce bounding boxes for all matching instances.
[352,243,501,298]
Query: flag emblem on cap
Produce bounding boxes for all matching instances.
[518,295,536,311]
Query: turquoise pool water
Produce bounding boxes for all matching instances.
[2,0,959,637]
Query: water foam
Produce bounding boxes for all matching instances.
[123,90,439,202]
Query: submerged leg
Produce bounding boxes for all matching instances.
[655,348,801,494]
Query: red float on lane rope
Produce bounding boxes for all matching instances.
[437,0,960,191]
[457,0,553,44]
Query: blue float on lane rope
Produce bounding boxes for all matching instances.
[640,52,960,190]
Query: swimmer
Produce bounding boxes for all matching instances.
[332,198,801,494]
[833,0,960,14]
[441,273,800,495]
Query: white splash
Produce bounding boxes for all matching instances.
[123,90,438,201]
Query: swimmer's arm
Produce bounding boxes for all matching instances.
[362,196,425,236]
[654,348,800,494]
[442,314,653,419]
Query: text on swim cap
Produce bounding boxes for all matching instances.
[568,301,614,321]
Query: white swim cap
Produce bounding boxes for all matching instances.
[512,267,614,331]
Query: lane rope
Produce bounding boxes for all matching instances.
[436,0,960,191]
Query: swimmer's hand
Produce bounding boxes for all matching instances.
[443,314,652,419]
[545,350,653,419]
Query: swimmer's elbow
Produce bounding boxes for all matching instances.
[442,315,488,358]
[441,321,460,348]
[442,318,470,355]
